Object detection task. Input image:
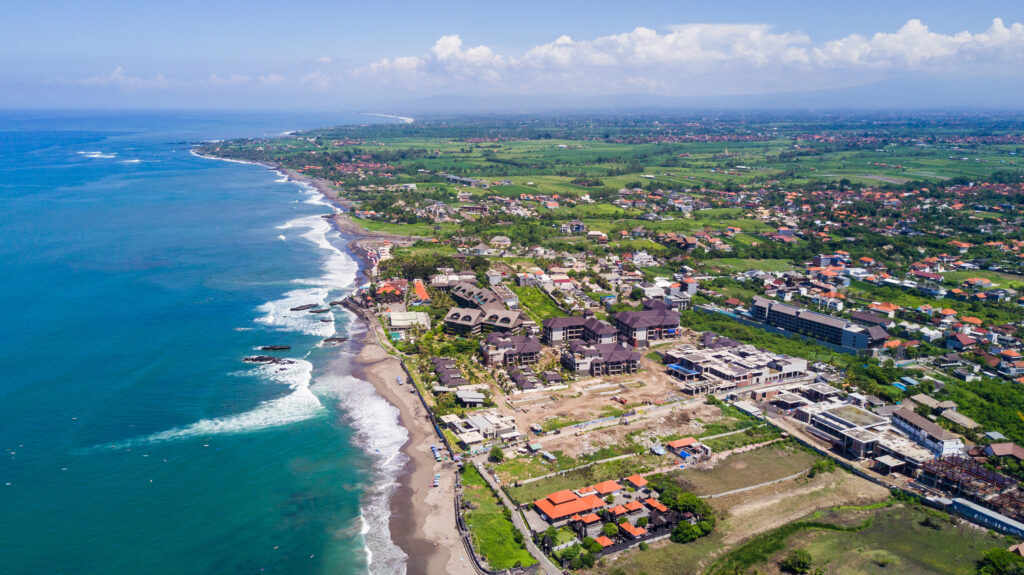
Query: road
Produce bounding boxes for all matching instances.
[472,459,562,575]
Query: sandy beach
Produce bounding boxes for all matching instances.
[350,322,476,575]
[197,149,459,573]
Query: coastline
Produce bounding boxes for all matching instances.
[194,148,464,574]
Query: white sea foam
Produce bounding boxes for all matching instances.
[121,159,142,164]
[313,369,410,575]
[78,151,117,159]
[102,360,324,449]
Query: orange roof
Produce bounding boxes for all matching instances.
[870,302,900,312]
[644,498,668,513]
[1002,350,1022,358]
[625,500,644,512]
[570,514,582,522]
[533,494,605,521]
[413,279,430,301]
[610,505,628,516]
[625,474,648,488]
[962,317,983,326]
[594,535,615,548]
[620,522,648,537]
[940,308,958,316]
[592,480,622,495]
[547,490,578,505]
[667,437,698,449]
[580,513,601,524]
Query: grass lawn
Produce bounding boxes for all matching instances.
[668,442,818,496]
[506,454,662,504]
[461,465,537,570]
[706,258,796,272]
[711,504,1005,575]
[942,269,1024,290]
[508,284,564,323]
[702,425,782,452]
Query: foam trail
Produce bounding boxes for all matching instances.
[314,369,409,575]
[101,361,323,449]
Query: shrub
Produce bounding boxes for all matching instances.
[780,549,813,574]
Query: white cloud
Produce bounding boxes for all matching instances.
[77,66,178,90]
[357,18,1024,94]
[815,18,1024,68]
[315,56,334,64]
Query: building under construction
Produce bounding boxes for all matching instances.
[920,455,1024,521]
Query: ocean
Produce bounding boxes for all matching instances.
[0,110,409,574]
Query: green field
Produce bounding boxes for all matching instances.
[508,284,564,322]
[461,465,537,570]
[709,504,1005,575]
[505,454,662,504]
[706,258,797,272]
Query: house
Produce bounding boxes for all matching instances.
[455,390,486,407]
[479,333,542,367]
[947,333,978,351]
[561,341,642,376]
[891,408,964,457]
[489,235,512,249]
[533,490,606,523]
[612,305,681,347]
[984,443,1024,461]
[542,316,618,346]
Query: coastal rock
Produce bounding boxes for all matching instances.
[329,300,346,306]
[322,336,349,344]
[243,355,295,365]
[308,308,330,314]
[289,303,318,312]
[258,345,291,351]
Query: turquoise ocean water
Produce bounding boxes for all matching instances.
[0,111,409,574]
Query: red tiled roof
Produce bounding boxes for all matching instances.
[619,522,648,537]
[580,513,601,524]
[594,535,615,548]
[644,498,668,513]
[533,494,605,521]
[625,474,648,488]
[610,505,628,516]
[548,490,577,505]
[592,480,623,495]
[625,500,644,512]
[667,437,698,449]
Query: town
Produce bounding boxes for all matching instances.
[199,113,1024,575]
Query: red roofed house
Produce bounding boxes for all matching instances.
[594,535,615,548]
[625,474,648,489]
[644,498,668,513]
[624,500,644,513]
[533,491,606,522]
[591,480,622,495]
[619,522,648,539]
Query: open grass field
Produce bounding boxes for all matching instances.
[461,465,537,570]
[709,504,1005,575]
[508,284,564,322]
[707,258,797,272]
[670,442,819,496]
[505,454,662,504]
[941,269,1024,290]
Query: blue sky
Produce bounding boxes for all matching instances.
[3,0,1024,110]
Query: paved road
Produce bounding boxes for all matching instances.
[472,459,562,575]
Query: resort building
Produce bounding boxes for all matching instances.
[479,333,542,367]
[612,306,681,348]
[750,296,887,350]
[561,341,642,376]
[541,315,617,346]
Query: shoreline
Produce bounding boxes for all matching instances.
[194,148,464,574]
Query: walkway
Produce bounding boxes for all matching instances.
[472,460,562,575]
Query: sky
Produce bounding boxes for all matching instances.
[3,0,1024,111]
